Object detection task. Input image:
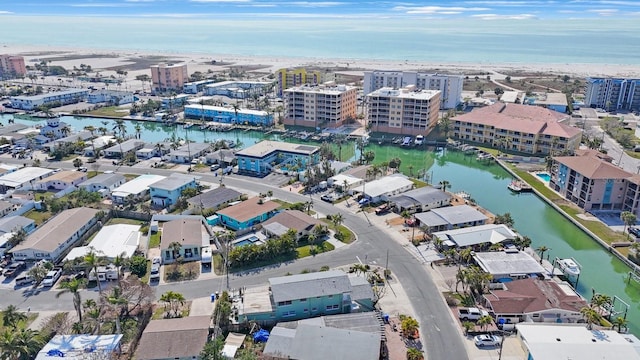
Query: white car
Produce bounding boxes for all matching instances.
[152,257,161,265]
[474,334,501,347]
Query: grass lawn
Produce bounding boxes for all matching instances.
[107,218,146,226]
[24,209,53,226]
[140,260,151,284]
[296,241,335,258]
[123,174,138,181]
[410,178,429,188]
[213,254,225,275]
[148,232,161,248]
[86,106,129,118]
[321,219,355,243]
[151,303,191,320]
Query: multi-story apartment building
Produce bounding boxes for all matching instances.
[10,89,89,111]
[0,55,26,79]
[451,103,581,155]
[275,68,324,97]
[585,77,640,112]
[366,86,441,136]
[150,63,188,94]
[184,104,273,126]
[363,70,463,109]
[283,83,357,129]
[550,151,640,215]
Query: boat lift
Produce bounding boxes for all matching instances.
[552,257,582,288]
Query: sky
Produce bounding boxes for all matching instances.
[1,0,640,19]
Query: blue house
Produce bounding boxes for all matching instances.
[235,140,320,177]
[149,173,199,209]
[184,104,273,126]
[216,197,280,231]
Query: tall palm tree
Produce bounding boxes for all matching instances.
[331,213,344,231]
[621,211,637,240]
[56,278,86,322]
[611,316,628,333]
[439,180,451,192]
[134,123,142,139]
[105,287,127,334]
[580,306,601,330]
[1,305,27,329]
[231,103,240,125]
[84,249,105,295]
[0,328,44,360]
[536,245,551,264]
[113,253,128,287]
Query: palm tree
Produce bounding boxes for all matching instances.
[231,103,240,124]
[56,278,86,322]
[400,315,420,339]
[112,119,126,139]
[439,180,451,192]
[0,328,44,360]
[407,348,423,360]
[621,211,637,240]
[84,249,105,295]
[478,315,493,331]
[580,306,601,330]
[536,245,551,264]
[168,241,182,262]
[160,291,186,318]
[134,123,142,139]
[611,316,628,333]
[1,305,27,329]
[113,253,127,287]
[105,286,127,334]
[331,213,344,231]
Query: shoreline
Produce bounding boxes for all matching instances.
[3,43,640,78]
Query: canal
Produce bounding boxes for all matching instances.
[3,114,640,334]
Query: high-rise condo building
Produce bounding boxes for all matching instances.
[366,86,441,136]
[585,78,640,112]
[150,63,188,94]
[283,83,357,129]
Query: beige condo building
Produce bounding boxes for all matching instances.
[0,55,26,79]
[283,83,357,129]
[366,86,441,136]
[150,63,188,94]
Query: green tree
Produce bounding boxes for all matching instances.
[400,315,419,339]
[200,337,225,360]
[621,211,637,240]
[160,291,185,318]
[611,316,628,333]
[84,249,106,295]
[129,255,147,278]
[494,212,515,227]
[56,278,86,322]
[1,305,27,329]
[438,180,450,192]
[105,286,127,334]
[72,158,83,169]
[407,348,424,360]
[331,213,344,232]
[580,306,601,330]
[536,245,551,264]
[0,328,45,360]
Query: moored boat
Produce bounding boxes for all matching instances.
[557,258,581,277]
[508,180,532,193]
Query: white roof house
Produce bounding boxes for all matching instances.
[111,174,166,203]
[64,224,140,261]
[351,174,414,201]
[0,167,54,192]
[36,334,123,360]
[432,224,518,248]
[328,173,365,191]
[473,250,546,279]
[517,323,640,360]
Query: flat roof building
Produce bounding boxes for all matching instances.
[414,204,488,232]
[388,186,452,214]
[283,83,357,129]
[204,80,271,99]
[111,174,166,204]
[0,166,54,193]
[351,174,414,203]
[64,224,140,261]
[184,104,274,126]
[432,224,517,249]
[10,89,89,111]
[276,67,325,96]
[0,55,26,79]
[187,187,243,211]
[585,77,640,112]
[473,250,546,280]
[36,334,123,360]
[150,62,188,94]
[366,86,441,136]
[236,140,320,177]
[216,197,280,230]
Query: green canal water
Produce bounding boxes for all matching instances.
[4,114,640,334]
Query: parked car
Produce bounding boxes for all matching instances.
[210,164,220,172]
[321,194,336,203]
[4,262,26,278]
[474,334,501,347]
[152,257,162,265]
[375,204,391,215]
[42,268,63,287]
[77,167,88,172]
[458,307,489,321]
[629,227,640,237]
[15,275,35,287]
[150,264,160,281]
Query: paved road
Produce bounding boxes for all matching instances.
[0,157,468,360]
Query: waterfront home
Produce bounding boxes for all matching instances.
[111,174,166,204]
[366,86,441,136]
[0,166,54,193]
[262,210,321,240]
[263,313,382,360]
[161,94,190,109]
[413,204,488,233]
[165,142,211,163]
[216,196,280,231]
[39,117,71,140]
[585,77,640,112]
[149,173,199,208]
[235,140,320,177]
[431,224,517,250]
[351,174,414,203]
[237,270,375,325]
[82,135,116,157]
[0,215,35,235]
[135,147,155,160]
[45,130,93,152]
[516,324,640,360]
[87,90,134,105]
[388,185,452,214]
[160,218,206,264]
[10,88,89,111]
[78,173,126,194]
[10,207,100,262]
[134,316,210,360]
[64,224,140,262]
[187,187,242,212]
[328,173,364,193]
[34,170,87,191]
[451,102,581,155]
[472,250,545,281]
[482,278,587,325]
[184,104,274,126]
[103,139,145,158]
[283,83,357,129]
[36,334,123,360]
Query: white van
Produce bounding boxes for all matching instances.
[42,268,62,287]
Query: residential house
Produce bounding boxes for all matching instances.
[0,200,13,217]
[351,174,414,203]
[184,104,274,126]
[134,316,210,360]
[237,270,375,325]
[263,313,383,360]
[451,102,582,155]
[483,278,587,324]
[328,173,365,193]
[0,215,35,234]
[160,218,207,264]
[10,207,100,262]
[0,166,54,193]
[187,187,242,212]
[516,324,640,360]
[205,149,237,166]
[262,210,322,240]
[431,224,518,250]
[165,142,210,163]
[237,140,319,177]
[34,170,87,191]
[216,197,280,231]
[103,139,145,159]
[413,205,488,233]
[149,173,199,208]
[10,89,89,111]
[111,174,165,204]
[388,186,452,214]
[472,250,546,280]
[78,173,126,194]
[366,86,441,136]
[39,117,71,140]
[35,334,123,360]
[45,131,93,153]
[283,83,357,129]
[64,224,140,262]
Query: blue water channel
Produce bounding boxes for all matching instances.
[3,114,640,334]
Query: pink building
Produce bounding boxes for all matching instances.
[150,63,188,94]
[0,55,26,79]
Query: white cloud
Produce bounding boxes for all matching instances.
[586,8,619,15]
[471,13,538,19]
[0,10,13,14]
[394,6,490,14]
[464,1,552,5]
[70,3,135,7]
[125,0,156,2]
[289,1,345,7]
[190,0,252,3]
[571,0,640,6]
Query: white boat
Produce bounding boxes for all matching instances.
[415,135,424,145]
[557,258,580,276]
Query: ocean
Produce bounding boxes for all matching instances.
[1,15,640,65]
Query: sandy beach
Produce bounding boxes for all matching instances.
[3,43,640,84]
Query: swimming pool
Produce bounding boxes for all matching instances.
[536,172,551,182]
[234,236,261,247]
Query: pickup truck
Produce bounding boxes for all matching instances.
[42,268,63,287]
[458,307,489,321]
[4,262,26,278]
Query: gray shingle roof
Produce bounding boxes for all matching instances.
[78,173,125,188]
[187,187,242,209]
[415,205,487,226]
[270,270,352,303]
[389,186,452,208]
[0,216,34,234]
